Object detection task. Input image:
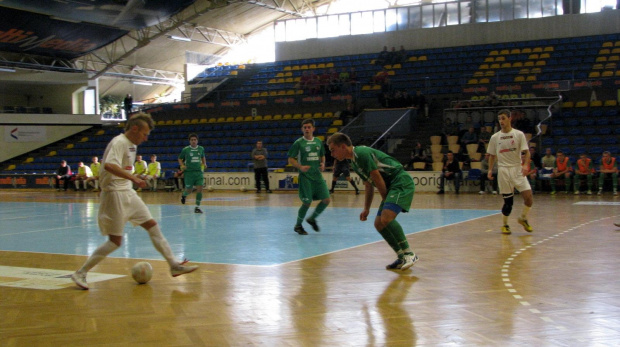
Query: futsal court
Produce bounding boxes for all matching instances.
[0,188,618,346]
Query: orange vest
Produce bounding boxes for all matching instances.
[556,157,570,172]
[577,158,593,174]
[602,157,616,170]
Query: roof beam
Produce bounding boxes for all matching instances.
[170,23,247,47]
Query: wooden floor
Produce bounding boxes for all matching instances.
[1,189,619,346]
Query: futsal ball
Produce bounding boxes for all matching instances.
[131,262,153,284]
[240,187,247,192]
[207,185,214,192]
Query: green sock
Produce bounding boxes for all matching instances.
[387,220,411,253]
[310,201,329,220]
[379,227,401,254]
[296,204,310,226]
[196,192,202,206]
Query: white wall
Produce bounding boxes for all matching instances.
[276,11,620,61]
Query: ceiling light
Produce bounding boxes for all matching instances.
[0,67,16,73]
[132,81,153,86]
[169,35,191,42]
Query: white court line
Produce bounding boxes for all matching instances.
[501,215,618,330]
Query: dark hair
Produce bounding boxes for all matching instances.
[188,133,198,140]
[497,109,511,117]
[301,118,315,126]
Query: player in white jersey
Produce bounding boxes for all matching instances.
[71,113,198,290]
[487,109,534,235]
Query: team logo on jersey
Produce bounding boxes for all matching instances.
[305,146,311,152]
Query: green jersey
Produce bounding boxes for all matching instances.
[288,136,325,181]
[351,146,413,190]
[179,145,205,172]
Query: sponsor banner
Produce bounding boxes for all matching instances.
[0,7,127,59]
[0,265,124,291]
[4,126,47,142]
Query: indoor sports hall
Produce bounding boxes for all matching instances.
[1,189,618,345]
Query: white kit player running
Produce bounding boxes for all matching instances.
[71,113,198,290]
[486,109,534,235]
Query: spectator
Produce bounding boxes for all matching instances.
[541,148,556,168]
[479,153,498,194]
[597,151,618,195]
[529,147,542,169]
[338,102,356,125]
[123,94,133,116]
[133,155,148,192]
[573,153,594,195]
[74,161,93,191]
[550,150,572,194]
[395,45,407,64]
[478,126,491,152]
[145,154,161,191]
[375,46,389,66]
[86,156,101,192]
[460,127,478,146]
[406,142,430,169]
[172,167,184,192]
[338,68,350,92]
[459,115,476,137]
[54,160,72,191]
[347,67,358,90]
[373,69,389,86]
[252,141,272,193]
[437,151,462,194]
[441,117,459,144]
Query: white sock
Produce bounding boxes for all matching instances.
[95,181,99,189]
[78,240,119,273]
[521,206,531,219]
[146,225,178,267]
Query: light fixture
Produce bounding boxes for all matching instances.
[132,81,153,86]
[0,67,16,73]
[169,35,191,42]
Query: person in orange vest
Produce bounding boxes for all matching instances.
[550,150,572,194]
[598,151,618,195]
[573,153,594,195]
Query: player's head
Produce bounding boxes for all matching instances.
[446,151,454,160]
[92,156,98,163]
[602,151,610,159]
[188,133,199,147]
[150,154,157,161]
[580,153,587,159]
[497,109,512,131]
[301,118,315,137]
[556,150,564,159]
[60,160,67,166]
[136,155,142,161]
[326,132,352,161]
[78,161,84,167]
[256,141,263,149]
[125,113,154,145]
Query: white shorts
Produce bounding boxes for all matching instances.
[498,166,531,195]
[98,190,153,236]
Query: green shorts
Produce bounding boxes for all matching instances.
[184,171,204,188]
[378,177,415,214]
[298,176,330,204]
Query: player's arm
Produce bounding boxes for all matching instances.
[487,154,497,179]
[360,181,374,222]
[104,162,144,186]
[369,169,388,201]
[288,157,309,172]
[177,153,185,170]
[320,156,325,172]
[521,149,531,176]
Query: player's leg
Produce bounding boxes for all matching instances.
[181,171,195,204]
[586,174,593,194]
[262,169,271,193]
[72,191,125,289]
[306,181,331,232]
[613,173,618,195]
[564,172,571,193]
[346,175,360,194]
[295,178,312,235]
[193,174,204,213]
[498,168,513,234]
[517,176,534,233]
[74,178,80,191]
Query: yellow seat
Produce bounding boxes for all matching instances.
[562,101,574,108]
[606,63,618,69]
[216,117,225,122]
[173,119,182,125]
[208,118,216,123]
[467,78,478,84]
[260,91,268,97]
[327,127,338,134]
[263,115,273,121]
[535,60,546,66]
[326,62,334,68]
[313,112,323,118]
[521,47,532,54]
[479,64,490,70]
[474,71,484,77]
[526,75,537,82]
[251,92,260,97]
[275,72,284,78]
[530,67,542,74]
[432,162,444,171]
[317,63,325,69]
[268,79,277,84]
[589,100,603,107]
[225,117,234,122]
[604,100,617,106]
[510,48,521,54]
[499,49,509,55]
[588,71,601,78]
[575,101,589,108]
[431,145,443,154]
[519,68,530,74]
[283,114,292,119]
[253,115,263,121]
[286,90,295,95]
[292,113,302,119]
[273,114,282,120]
[324,112,333,118]
[602,41,614,48]
[308,64,317,69]
[528,54,539,60]
[332,119,343,126]
[191,119,199,124]
[479,78,490,84]
[501,62,511,69]
[303,113,312,119]
[430,136,441,145]
[593,63,604,70]
[512,62,523,68]
[495,56,506,62]
[599,48,611,55]
[283,66,291,71]
[490,63,500,69]
[539,53,550,59]
[182,119,190,124]
[595,56,607,63]
[413,162,426,170]
[602,70,614,77]
[524,61,535,67]
[489,50,499,56]
[514,76,525,82]
[532,47,543,53]
[447,136,459,145]
[609,55,619,62]
[484,57,494,63]
[408,56,417,62]
[543,46,554,52]
[234,116,244,122]
[484,70,495,76]
[418,55,427,61]
[268,91,277,96]
[292,65,300,70]
[244,115,253,121]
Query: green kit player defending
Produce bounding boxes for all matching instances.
[327,132,418,270]
[178,133,207,213]
[287,118,331,235]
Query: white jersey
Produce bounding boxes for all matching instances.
[487,128,528,168]
[99,133,137,191]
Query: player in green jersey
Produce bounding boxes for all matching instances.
[327,132,418,271]
[178,133,207,213]
[287,119,331,235]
